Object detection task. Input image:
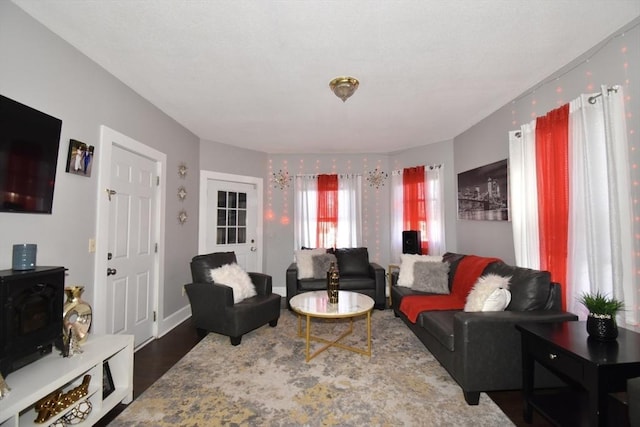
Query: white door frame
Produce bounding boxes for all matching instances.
[199,170,263,271]
[94,125,166,340]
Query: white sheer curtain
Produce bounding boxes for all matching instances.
[426,165,446,256]
[293,174,362,250]
[390,171,404,263]
[294,175,317,249]
[508,124,540,269]
[390,166,446,263]
[337,174,362,248]
[566,86,636,325]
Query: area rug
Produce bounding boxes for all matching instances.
[111,309,514,426]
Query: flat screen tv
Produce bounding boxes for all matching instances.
[0,94,62,214]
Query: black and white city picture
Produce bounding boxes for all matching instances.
[457,159,509,221]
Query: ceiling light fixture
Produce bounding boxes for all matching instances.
[329,76,359,102]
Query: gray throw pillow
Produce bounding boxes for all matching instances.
[311,253,337,279]
[412,261,450,294]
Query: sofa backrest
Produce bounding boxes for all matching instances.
[483,262,555,311]
[334,247,370,277]
[190,251,237,283]
[441,252,561,312]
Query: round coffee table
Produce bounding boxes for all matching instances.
[289,290,374,362]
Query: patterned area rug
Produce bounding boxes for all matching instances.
[111,309,514,426]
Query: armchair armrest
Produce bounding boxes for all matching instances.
[286,262,299,307]
[248,272,272,295]
[369,262,386,308]
[452,310,578,392]
[184,281,234,328]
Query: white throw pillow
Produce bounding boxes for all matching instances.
[208,263,257,303]
[295,248,327,279]
[464,273,511,312]
[397,253,443,287]
[481,288,512,311]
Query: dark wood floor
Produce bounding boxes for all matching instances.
[95,316,553,426]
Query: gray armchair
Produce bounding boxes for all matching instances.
[185,252,281,345]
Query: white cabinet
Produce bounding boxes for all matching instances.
[0,334,133,427]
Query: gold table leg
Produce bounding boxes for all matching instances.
[296,311,372,362]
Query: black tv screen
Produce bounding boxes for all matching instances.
[0,95,62,214]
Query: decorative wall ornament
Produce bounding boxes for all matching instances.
[178,163,187,178]
[366,168,388,189]
[177,186,187,201]
[178,210,188,225]
[271,169,292,190]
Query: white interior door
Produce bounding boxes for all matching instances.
[106,145,157,347]
[200,171,263,272]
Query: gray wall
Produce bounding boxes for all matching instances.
[453,19,640,265]
[0,2,200,327]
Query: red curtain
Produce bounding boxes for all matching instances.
[317,174,338,248]
[403,166,428,254]
[535,103,569,310]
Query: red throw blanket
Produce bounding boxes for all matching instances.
[399,255,501,323]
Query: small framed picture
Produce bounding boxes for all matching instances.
[103,361,115,399]
[65,139,95,177]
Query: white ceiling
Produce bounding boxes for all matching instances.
[12,0,640,154]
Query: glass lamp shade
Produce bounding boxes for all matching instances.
[329,76,359,102]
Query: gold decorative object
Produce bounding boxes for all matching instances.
[0,372,10,399]
[329,76,359,102]
[63,286,92,347]
[327,261,340,304]
[178,163,187,178]
[62,399,93,425]
[178,209,188,225]
[271,169,291,190]
[366,168,388,189]
[34,375,91,423]
[177,185,187,201]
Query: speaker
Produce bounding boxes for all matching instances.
[402,230,421,255]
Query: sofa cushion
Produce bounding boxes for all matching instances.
[418,311,457,351]
[311,253,337,279]
[397,254,443,287]
[412,261,450,294]
[464,274,511,312]
[334,247,370,276]
[208,263,257,303]
[484,262,552,311]
[295,248,327,279]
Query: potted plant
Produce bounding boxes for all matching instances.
[579,291,624,341]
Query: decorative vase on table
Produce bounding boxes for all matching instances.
[63,286,93,353]
[586,313,618,341]
[327,261,340,304]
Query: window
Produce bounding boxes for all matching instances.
[216,190,247,245]
[294,174,362,249]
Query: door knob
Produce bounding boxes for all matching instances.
[107,268,117,276]
[250,247,257,252]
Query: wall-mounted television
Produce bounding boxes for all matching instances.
[0,94,62,214]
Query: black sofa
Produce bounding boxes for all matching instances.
[391,252,578,405]
[286,247,386,309]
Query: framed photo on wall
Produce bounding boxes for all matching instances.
[65,139,95,177]
[457,159,509,221]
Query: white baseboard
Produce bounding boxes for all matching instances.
[157,305,192,338]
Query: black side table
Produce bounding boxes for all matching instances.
[517,321,640,427]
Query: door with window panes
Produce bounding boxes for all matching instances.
[206,180,258,271]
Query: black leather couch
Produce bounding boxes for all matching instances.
[286,247,386,309]
[185,252,281,345]
[391,252,578,405]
